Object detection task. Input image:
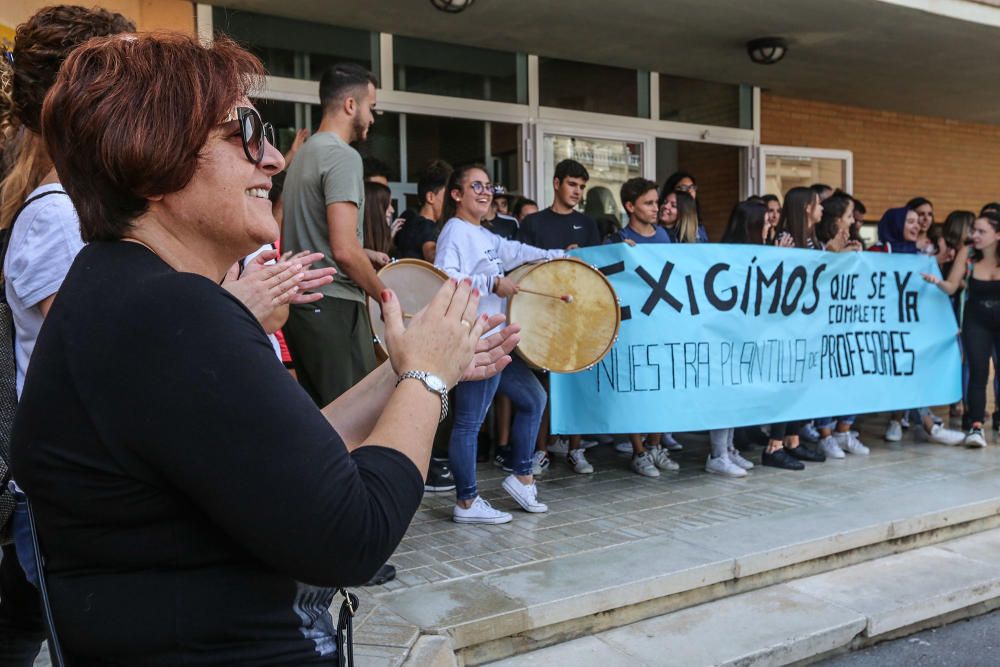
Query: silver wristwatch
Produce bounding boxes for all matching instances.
[396,371,449,423]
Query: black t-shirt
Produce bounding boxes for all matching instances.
[482,213,519,241]
[10,241,423,666]
[518,208,600,250]
[393,208,438,260]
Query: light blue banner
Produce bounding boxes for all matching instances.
[550,244,962,434]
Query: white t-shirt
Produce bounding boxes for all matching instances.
[434,217,562,331]
[243,244,283,360]
[4,184,82,396]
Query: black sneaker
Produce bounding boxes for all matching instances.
[493,445,513,473]
[786,443,826,462]
[363,562,396,586]
[425,457,456,492]
[761,448,805,470]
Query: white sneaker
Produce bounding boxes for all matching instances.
[885,420,903,442]
[900,415,911,429]
[532,450,550,476]
[615,441,634,454]
[548,438,569,456]
[647,445,680,471]
[705,454,747,478]
[660,433,683,451]
[567,448,595,474]
[630,452,660,478]
[925,423,966,446]
[819,435,846,459]
[501,475,548,513]
[580,438,601,449]
[799,422,821,442]
[835,431,870,455]
[453,496,512,524]
[965,427,988,448]
[727,448,754,470]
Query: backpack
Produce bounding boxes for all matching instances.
[0,189,68,544]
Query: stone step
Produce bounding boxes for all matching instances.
[485,528,1000,667]
[378,465,1000,664]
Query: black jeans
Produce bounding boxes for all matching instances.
[0,542,44,667]
[769,421,804,441]
[963,299,1000,425]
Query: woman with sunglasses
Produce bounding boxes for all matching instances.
[11,34,518,665]
[435,164,563,524]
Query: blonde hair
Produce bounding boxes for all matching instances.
[674,191,700,244]
[0,54,50,230]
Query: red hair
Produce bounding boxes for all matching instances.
[41,32,265,241]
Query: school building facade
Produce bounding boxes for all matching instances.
[5,0,1000,239]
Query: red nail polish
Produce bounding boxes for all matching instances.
[472,288,480,297]
[381,290,391,302]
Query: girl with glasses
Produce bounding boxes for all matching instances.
[435,164,564,524]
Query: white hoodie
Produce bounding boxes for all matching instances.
[434,216,563,326]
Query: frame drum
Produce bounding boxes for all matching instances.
[368,259,448,359]
[506,258,620,373]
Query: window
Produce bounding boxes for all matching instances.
[393,36,525,103]
[540,58,648,117]
[659,75,747,129]
[213,8,374,81]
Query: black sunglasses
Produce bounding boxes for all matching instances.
[224,107,275,164]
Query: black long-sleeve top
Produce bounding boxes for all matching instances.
[10,241,423,666]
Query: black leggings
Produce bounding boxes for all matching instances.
[963,299,1000,425]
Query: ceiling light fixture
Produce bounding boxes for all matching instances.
[747,37,788,65]
[430,0,476,13]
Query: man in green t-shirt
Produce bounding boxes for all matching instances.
[282,63,387,406]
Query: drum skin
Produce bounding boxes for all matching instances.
[368,259,448,358]
[507,258,620,373]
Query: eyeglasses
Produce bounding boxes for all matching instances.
[468,181,495,195]
[223,107,275,165]
[675,184,697,193]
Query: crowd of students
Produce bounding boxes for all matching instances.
[368,151,992,518]
[0,8,996,662]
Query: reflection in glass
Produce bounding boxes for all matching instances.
[542,134,643,218]
[394,36,525,103]
[213,8,373,81]
[765,155,844,200]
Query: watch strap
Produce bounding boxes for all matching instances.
[397,371,449,423]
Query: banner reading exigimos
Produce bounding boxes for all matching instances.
[549,244,962,434]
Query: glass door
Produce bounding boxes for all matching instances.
[535,127,652,226]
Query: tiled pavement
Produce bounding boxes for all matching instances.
[370,416,997,598]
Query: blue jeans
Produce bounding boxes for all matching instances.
[816,416,856,430]
[449,356,546,501]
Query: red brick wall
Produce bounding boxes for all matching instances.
[677,142,741,240]
[762,93,1000,221]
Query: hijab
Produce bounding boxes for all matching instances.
[877,206,917,254]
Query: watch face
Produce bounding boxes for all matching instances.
[425,374,447,392]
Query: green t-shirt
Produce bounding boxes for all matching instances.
[281,132,365,302]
